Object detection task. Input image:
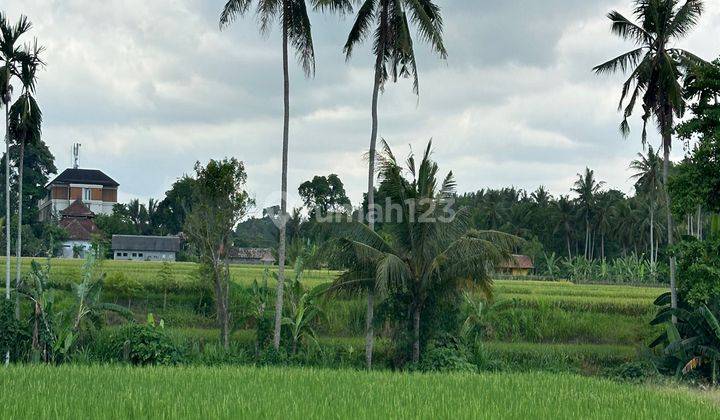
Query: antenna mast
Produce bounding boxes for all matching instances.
[72,143,81,169]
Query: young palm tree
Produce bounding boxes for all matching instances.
[0,14,32,319]
[629,146,663,264]
[10,43,44,309]
[571,168,605,259]
[330,140,520,363]
[594,0,706,310]
[343,1,446,367]
[220,0,352,350]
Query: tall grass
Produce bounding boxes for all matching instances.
[0,365,716,419]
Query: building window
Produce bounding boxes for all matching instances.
[132,253,137,257]
[116,252,121,257]
[122,252,128,257]
[138,253,144,258]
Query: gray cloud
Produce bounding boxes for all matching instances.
[3,0,719,210]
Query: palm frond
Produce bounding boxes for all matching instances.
[593,48,646,75]
[219,0,253,28]
[667,0,704,39]
[343,0,377,60]
[607,10,653,45]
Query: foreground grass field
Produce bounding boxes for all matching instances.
[1,365,715,419]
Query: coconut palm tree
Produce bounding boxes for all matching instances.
[571,168,605,259]
[1,14,32,326]
[330,140,520,363]
[629,146,663,264]
[220,0,352,351]
[342,0,446,368]
[9,43,43,308]
[594,0,707,311]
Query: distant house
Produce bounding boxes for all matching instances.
[39,168,119,222]
[228,247,275,265]
[58,200,101,259]
[112,235,181,261]
[498,254,534,276]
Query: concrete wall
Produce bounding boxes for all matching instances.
[60,240,93,259]
[113,250,176,262]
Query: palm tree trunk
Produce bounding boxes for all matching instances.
[650,206,654,265]
[4,102,10,303]
[273,8,290,351]
[365,288,374,368]
[15,142,24,319]
[3,101,9,366]
[662,132,677,316]
[584,218,590,259]
[412,304,421,364]
[363,58,382,371]
[566,234,571,259]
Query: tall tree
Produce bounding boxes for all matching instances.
[0,13,32,321]
[9,42,43,310]
[594,0,706,311]
[298,173,350,217]
[220,0,352,350]
[343,0,447,368]
[331,140,520,363]
[184,158,252,348]
[571,168,605,259]
[629,146,663,263]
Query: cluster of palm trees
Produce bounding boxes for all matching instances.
[594,0,707,313]
[218,0,447,365]
[0,13,44,323]
[456,151,679,266]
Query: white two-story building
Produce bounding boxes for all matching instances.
[38,168,119,221]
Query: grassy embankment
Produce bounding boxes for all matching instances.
[1,258,664,372]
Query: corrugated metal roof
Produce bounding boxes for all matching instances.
[111,235,181,252]
[499,254,534,269]
[228,247,275,262]
[47,168,119,187]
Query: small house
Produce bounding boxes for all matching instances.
[228,247,275,265]
[58,200,101,259]
[112,235,181,261]
[498,254,534,276]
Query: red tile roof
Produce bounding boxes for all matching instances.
[59,217,100,241]
[60,200,95,218]
[499,254,534,269]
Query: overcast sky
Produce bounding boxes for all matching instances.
[5,1,720,217]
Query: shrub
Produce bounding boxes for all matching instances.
[417,337,477,373]
[607,361,657,384]
[672,236,720,306]
[0,299,27,361]
[108,317,183,365]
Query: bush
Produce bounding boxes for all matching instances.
[418,339,477,373]
[672,236,720,306]
[107,318,183,365]
[607,361,657,384]
[0,299,27,361]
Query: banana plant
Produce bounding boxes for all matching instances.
[650,292,720,385]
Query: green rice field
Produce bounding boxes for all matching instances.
[1,365,717,419]
[2,258,667,374]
